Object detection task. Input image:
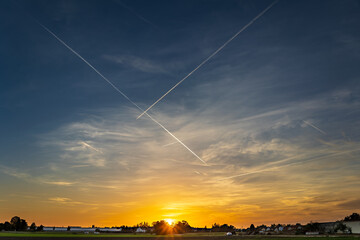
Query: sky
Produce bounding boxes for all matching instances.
[1,0,360,228]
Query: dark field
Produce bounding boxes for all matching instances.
[0,232,359,240]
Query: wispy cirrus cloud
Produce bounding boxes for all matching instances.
[103,54,167,74]
[49,197,72,202]
[3,78,359,226]
[48,197,98,206]
[0,164,76,186]
[46,181,74,186]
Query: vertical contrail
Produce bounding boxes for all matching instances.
[38,23,207,166]
[137,0,278,119]
[303,120,327,135]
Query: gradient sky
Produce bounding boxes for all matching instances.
[1,0,360,228]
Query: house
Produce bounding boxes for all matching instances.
[43,226,97,232]
[71,227,95,232]
[68,227,82,232]
[98,228,122,233]
[344,221,360,234]
[136,227,146,233]
[43,227,67,231]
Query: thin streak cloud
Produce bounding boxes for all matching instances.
[112,0,158,28]
[37,22,206,165]
[80,141,103,153]
[137,0,278,119]
[303,120,327,135]
[162,138,187,147]
[219,147,360,181]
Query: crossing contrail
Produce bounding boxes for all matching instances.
[303,120,327,135]
[137,0,278,119]
[38,23,207,166]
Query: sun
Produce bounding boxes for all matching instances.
[164,218,175,225]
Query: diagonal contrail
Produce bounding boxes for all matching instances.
[303,120,326,135]
[163,140,182,147]
[112,0,159,29]
[137,0,278,119]
[80,141,103,153]
[38,23,207,166]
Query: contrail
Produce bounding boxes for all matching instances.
[162,138,189,147]
[38,23,207,166]
[303,120,326,135]
[80,141,103,153]
[137,0,278,119]
[112,0,159,29]
[162,140,182,147]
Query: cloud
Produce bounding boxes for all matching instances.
[4,69,359,226]
[48,197,98,206]
[49,197,71,202]
[38,85,360,186]
[46,181,74,186]
[0,164,76,187]
[337,199,360,210]
[103,54,167,73]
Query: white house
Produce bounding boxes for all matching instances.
[136,227,146,233]
[43,227,67,231]
[70,227,96,232]
[344,221,360,234]
[98,228,122,232]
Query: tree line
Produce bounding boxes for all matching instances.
[0,216,43,232]
[1,213,359,234]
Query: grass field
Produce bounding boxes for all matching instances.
[0,232,359,239]
[0,232,230,237]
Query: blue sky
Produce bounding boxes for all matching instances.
[1,0,360,226]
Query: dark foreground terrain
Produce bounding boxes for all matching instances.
[0,234,360,240]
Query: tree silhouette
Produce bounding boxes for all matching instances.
[10,216,27,231]
[152,220,171,235]
[173,220,191,234]
[250,224,255,231]
[37,225,44,231]
[3,222,13,231]
[138,222,150,229]
[30,223,37,231]
[344,213,360,221]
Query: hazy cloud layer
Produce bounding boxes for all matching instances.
[1,0,360,227]
[103,55,168,74]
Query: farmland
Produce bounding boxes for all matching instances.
[0,232,359,240]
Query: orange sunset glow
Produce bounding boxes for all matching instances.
[1,0,360,231]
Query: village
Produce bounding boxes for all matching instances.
[4,213,356,235]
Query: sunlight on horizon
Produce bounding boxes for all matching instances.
[164,219,175,225]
